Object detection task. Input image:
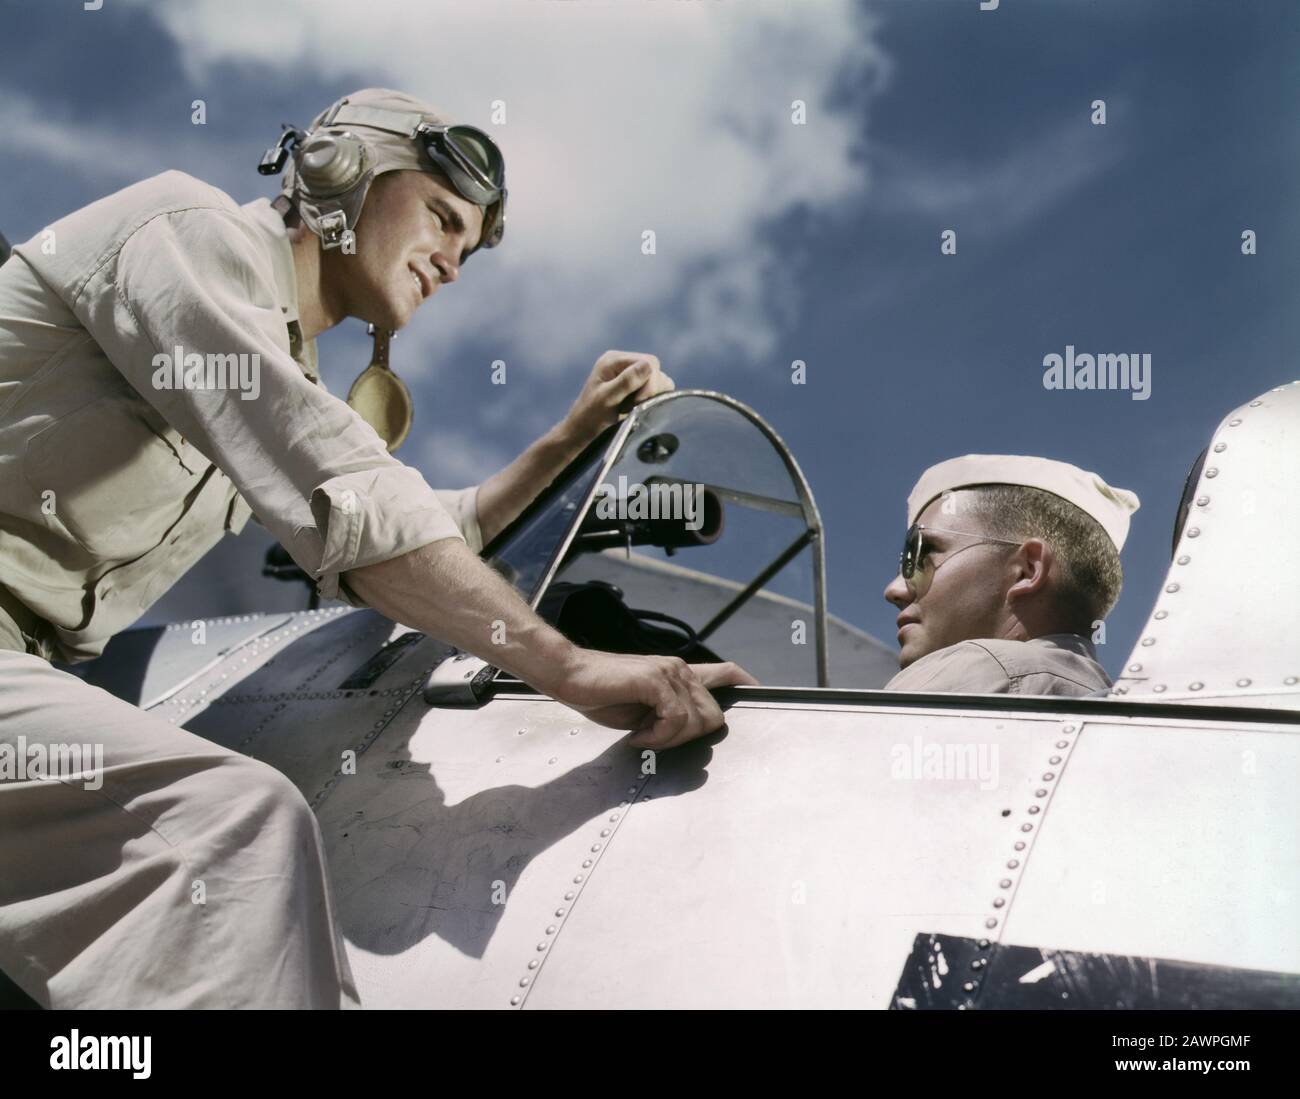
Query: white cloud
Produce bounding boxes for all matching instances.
[123,0,888,380]
[866,111,1128,235]
[0,94,193,184]
[0,92,251,190]
[417,425,512,489]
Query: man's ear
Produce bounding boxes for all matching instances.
[1005,538,1053,603]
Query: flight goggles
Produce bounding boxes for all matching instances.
[413,122,507,250]
[322,102,507,253]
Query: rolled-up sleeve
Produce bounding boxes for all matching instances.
[82,204,472,602]
[433,486,483,554]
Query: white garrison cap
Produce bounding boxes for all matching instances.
[907,454,1141,551]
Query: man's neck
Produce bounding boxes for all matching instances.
[288,226,344,341]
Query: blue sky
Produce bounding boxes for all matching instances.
[2,0,1297,679]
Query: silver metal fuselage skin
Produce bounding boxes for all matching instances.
[66,383,1300,1007]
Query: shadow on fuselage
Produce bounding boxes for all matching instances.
[325,725,720,960]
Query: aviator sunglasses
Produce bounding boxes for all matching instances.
[898,523,1023,598]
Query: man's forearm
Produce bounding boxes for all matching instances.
[474,421,590,546]
[343,537,578,694]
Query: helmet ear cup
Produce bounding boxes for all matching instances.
[296,132,369,198]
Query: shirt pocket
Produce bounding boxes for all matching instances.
[23,395,204,562]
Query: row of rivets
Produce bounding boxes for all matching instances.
[511,779,647,1007]
[1133,426,1234,665]
[981,722,1077,946]
[160,610,366,718]
[307,666,436,810]
[959,938,996,1007]
[1146,674,1297,693]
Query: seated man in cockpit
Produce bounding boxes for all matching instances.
[882,455,1140,696]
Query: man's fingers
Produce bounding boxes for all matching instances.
[641,691,689,748]
[601,359,655,404]
[625,370,674,408]
[691,661,760,689]
[594,350,641,380]
[628,660,733,750]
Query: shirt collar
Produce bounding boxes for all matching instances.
[1036,633,1102,662]
[240,195,320,382]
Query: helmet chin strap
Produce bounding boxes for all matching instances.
[270,193,414,453]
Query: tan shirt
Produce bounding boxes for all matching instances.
[0,170,481,664]
[883,634,1112,697]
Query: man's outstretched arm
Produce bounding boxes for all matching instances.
[345,537,755,750]
[474,351,674,546]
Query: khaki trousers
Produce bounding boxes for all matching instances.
[0,646,360,1008]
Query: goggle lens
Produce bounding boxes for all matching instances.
[419,124,507,253]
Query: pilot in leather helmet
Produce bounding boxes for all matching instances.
[882,455,1140,696]
[0,87,754,1010]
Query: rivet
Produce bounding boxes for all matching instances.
[609,814,620,822]
[591,844,602,853]
[548,757,557,765]
[1176,555,1190,566]
[1153,684,1166,693]
[520,977,531,988]
[626,787,637,796]
[495,755,504,763]
[1020,823,1033,833]
[999,879,1012,889]
[1249,400,1262,407]
[536,942,548,952]
[582,859,592,868]
[1195,495,1209,507]
[1213,442,1227,453]
[528,959,540,969]
[1189,681,1204,691]
[1035,789,1047,798]
[1055,741,1068,749]
[1062,724,1076,733]
[546,925,557,935]
[564,891,576,901]
[1228,418,1241,426]
[569,728,579,736]
[1049,756,1061,765]
[516,729,526,736]
[1205,468,1218,478]
[555,908,567,918]
[963,981,976,993]
[510,995,521,1006]
[573,875,584,883]
[1285,676,1298,686]
[1154,610,1169,620]
[1141,637,1156,647]
[1014,841,1026,851]
[977,938,990,949]
[1186,527,1200,538]
[1236,678,1251,688]
[1129,663,1142,673]
[1028,805,1040,814]
[600,829,611,837]
[1007,859,1020,869]
[971,958,986,970]
[992,898,1005,908]
[1166,582,1182,594]
[1042,772,1055,781]
[985,918,998,929]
